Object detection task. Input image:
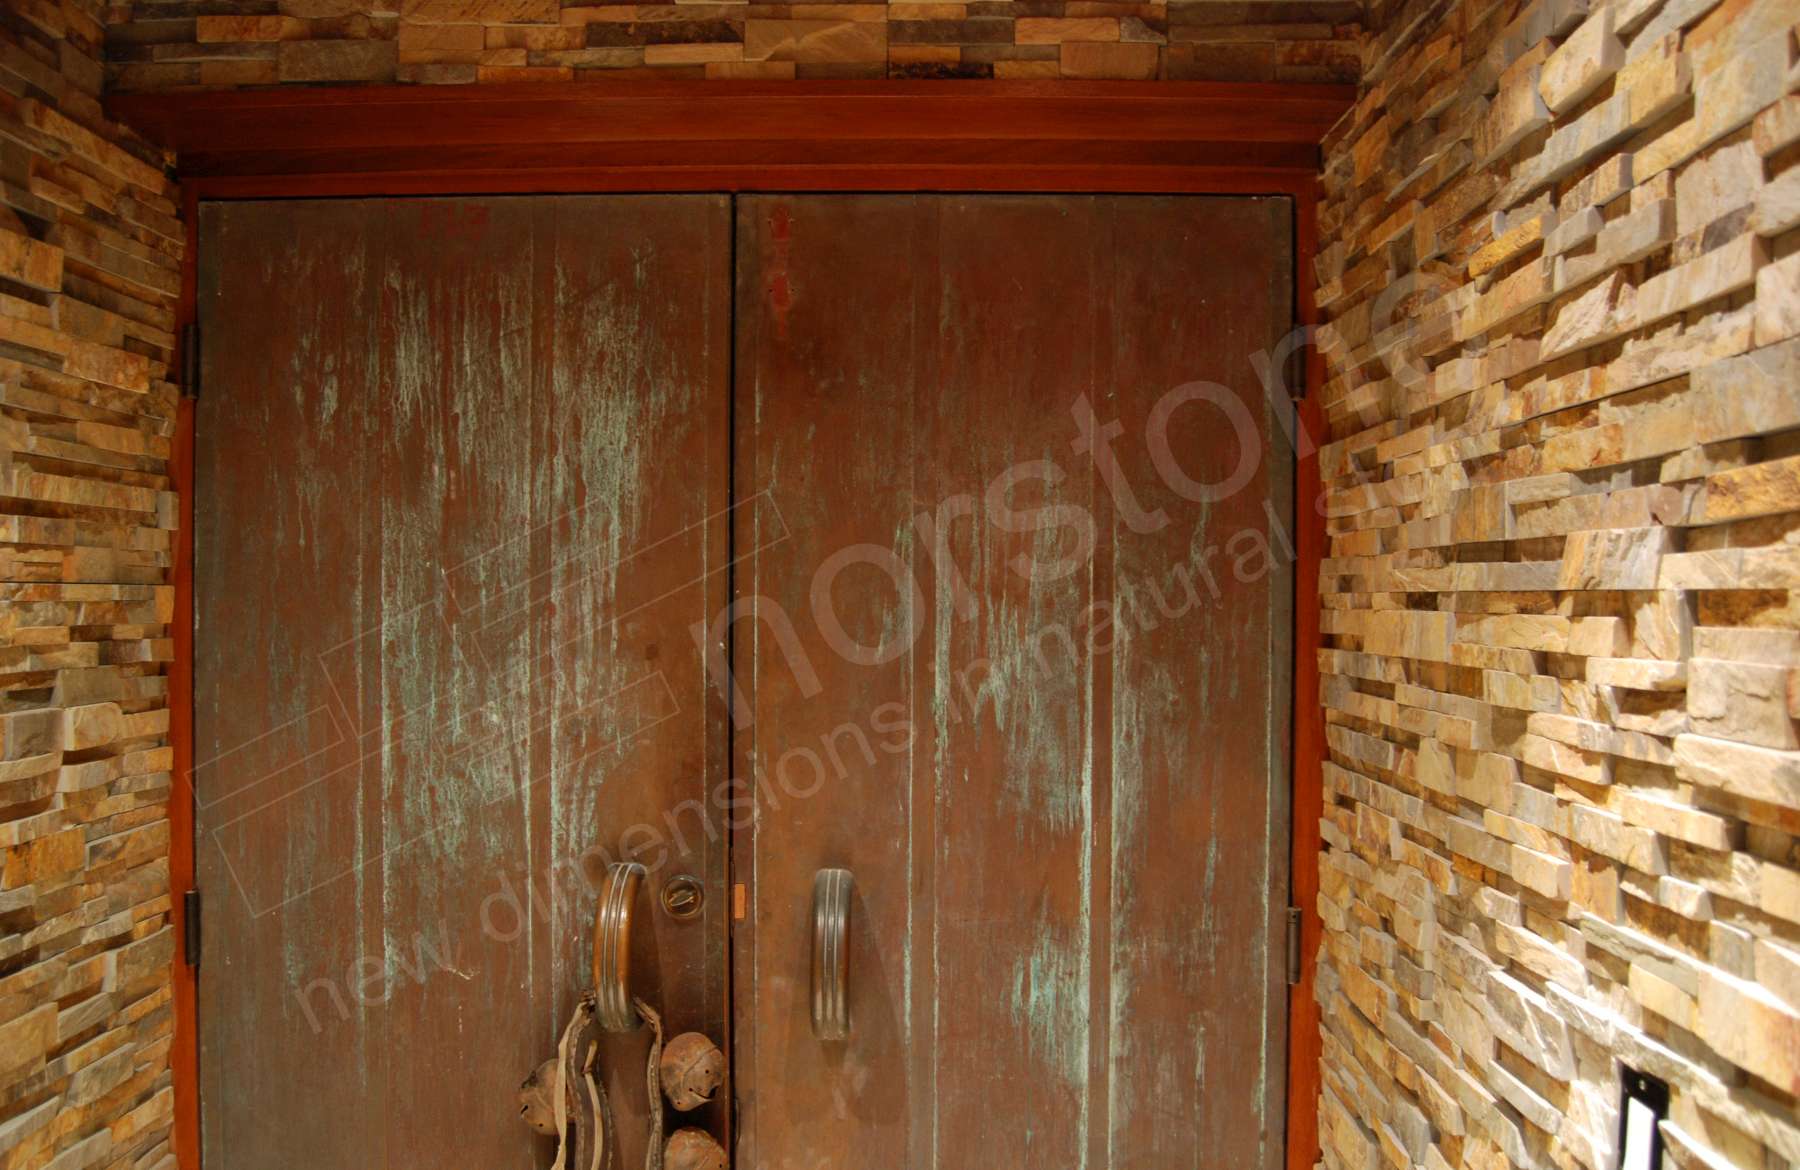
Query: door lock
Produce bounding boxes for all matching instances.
[661,874,704,920]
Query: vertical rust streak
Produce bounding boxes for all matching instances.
[931,197,1093,1167]
[363,201,392,1170]
[906,194,940,1170]
[541,196,733,1163]
[727,197,760,1168]
[375,197,538,1169]
[1103,195,1293,1169]
[197,199,391,1170]
[1086,199,1116,1170]
[526,200,556,1052]
[710,196,737,1158]
[734,194,921,1168]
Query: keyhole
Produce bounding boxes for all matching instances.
[661,875,703,921]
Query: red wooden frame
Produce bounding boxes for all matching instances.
[169,183,200,1170]
[112,80,1348,1170]
[111,80,1348,197]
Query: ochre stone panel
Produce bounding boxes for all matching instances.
[102,0,1363,84]
[0,2,183,1169]
[1314,0,1800,1165]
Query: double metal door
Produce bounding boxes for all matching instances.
[195,193,1293,1170]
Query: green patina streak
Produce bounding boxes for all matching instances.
[1008,931,1091,1093]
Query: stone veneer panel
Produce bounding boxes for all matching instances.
[1313,0,1800,1165]
[99,0,1364,86]
[0,2,183,1168]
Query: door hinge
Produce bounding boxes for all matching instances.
[183,888,201,968]
[1285,339,1307,403]
[1286,906,1302,987]
[181,322,199,400]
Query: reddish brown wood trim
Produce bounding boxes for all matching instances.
[179,166,1320,200]
[147,140,1325,181]
[111,80,1350,148]
[171,183,200,1170]
[109,81,1350,191]
[1286,184,1326,1170]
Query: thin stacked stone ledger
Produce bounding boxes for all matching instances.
[1313,0,1800,1165]
[0,2,184,1168]
[100,0,1363,85]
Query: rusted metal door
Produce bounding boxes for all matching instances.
[731,195,1294,1169]
[198,192,1292,1169]
[195,197,732,1168]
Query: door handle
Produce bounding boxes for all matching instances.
[811,868,852,1041]
[593,861,646,1032]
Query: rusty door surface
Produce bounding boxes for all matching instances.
[198,192,1292,1169]
[195,196,733,1169]
[732,195,1294,1169]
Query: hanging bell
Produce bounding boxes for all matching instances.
[659,1032,725,1111]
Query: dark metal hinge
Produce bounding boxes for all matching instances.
[1286,906,1302,987]
[1285,341,1307,403]
[183,888,201,967]
[181,323,199,400]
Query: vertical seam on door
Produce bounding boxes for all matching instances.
[723,192,741,1163]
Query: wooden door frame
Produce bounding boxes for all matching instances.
[117,79,1350,1170]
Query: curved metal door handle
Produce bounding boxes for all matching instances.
[593,861,646,1032]
[811,868,852,1041]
